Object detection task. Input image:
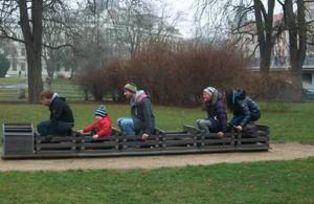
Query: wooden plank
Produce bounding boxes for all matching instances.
[81,142,118,147]
[162,134,195,140]
[122,140,160,148]
[36,150,78,154]
[238,137,269,143]
[80,149,120,154]
[121,147,163,152]
[237,145,269,151]
[161,146,198,150]
[199,146,236,152]
[36,142,76,149]
[164,139,196,145]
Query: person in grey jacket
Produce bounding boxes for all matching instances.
[117,83,155,140]
[226,89,261,131]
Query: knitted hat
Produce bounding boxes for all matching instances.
[124,83,137,93]
[95,105,107,117]
[203,87,216,95]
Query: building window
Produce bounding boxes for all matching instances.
[302,73,312,85]
[20,62,26,71]
[12,61,17,71]
[21,48,26,56]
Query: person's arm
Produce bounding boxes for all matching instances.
[141,98,154,135]
[216,101,227,133]
[238,100,251,127]
[82,120,99,133]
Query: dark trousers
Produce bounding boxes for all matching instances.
[231,112,260,126]
[37,120,73,136]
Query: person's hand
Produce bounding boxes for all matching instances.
[235,125,242,131]
[92,134,99,139]
[141,133,149,140]
[217,132,224,137]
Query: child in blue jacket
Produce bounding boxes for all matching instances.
[225,89,261,131]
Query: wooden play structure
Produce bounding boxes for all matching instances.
[2,123,270,159]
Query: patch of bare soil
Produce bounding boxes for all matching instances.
[0,143,313,172]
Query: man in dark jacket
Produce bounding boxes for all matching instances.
[37,90,74,136]
[196,87,227,137]
[226,89,261,131]
[117,83,155,140]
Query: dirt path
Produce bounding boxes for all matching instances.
[0,143,314,172]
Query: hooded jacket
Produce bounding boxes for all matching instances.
[49,93,74,124]
[130,90,155,135]
[230,90,260,126]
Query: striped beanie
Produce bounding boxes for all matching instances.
[203,87,216,95]
[124,83,137,93]
[95,105,107,117]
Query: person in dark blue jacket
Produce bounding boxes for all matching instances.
[196,87,227,137]
[37,90,74,136]
[225,89,261,131]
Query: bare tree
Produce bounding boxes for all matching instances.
[195,0,282,74]
[0,0,73,102]
[279,0,307,92]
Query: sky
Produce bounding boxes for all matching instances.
[162,0,196,38]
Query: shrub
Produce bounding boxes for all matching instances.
[249,72,301,101]
[103,42,251,105]
[75,69,108,102]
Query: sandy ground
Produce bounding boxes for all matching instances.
[0,142,314,172]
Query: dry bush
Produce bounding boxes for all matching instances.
[249,72,301,101]
[102,42,252,105]
[75,69,109,101]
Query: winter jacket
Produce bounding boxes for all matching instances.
[232,91,260,126]
[205,91,227,132]
[49,94,74,124]
[83,115,112,137]
[130,90,155,135]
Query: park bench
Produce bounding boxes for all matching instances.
[1,123,270,159]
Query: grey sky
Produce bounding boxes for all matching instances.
[164,0,283,38]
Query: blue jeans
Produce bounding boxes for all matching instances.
[196,118,220,133]
[117,118,135,136]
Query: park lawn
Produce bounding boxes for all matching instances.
[0,76,27,85]
[0,101,314,143]
[0,158,313,204]
[0,77,86,101]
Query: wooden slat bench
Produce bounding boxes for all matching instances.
[1,123,270,159]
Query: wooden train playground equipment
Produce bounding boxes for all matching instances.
[1,123,270,159]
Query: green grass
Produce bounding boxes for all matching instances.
[0,158,313,204]
[0,77,85,101]
[0,76,27,85]
[1,102,314,143]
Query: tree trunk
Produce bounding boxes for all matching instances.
[18,0,44,103]
[26,49,43,102]
[283,0,306,101]
[253,0,275,74]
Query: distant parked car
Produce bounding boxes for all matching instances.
[303,89,314,99]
